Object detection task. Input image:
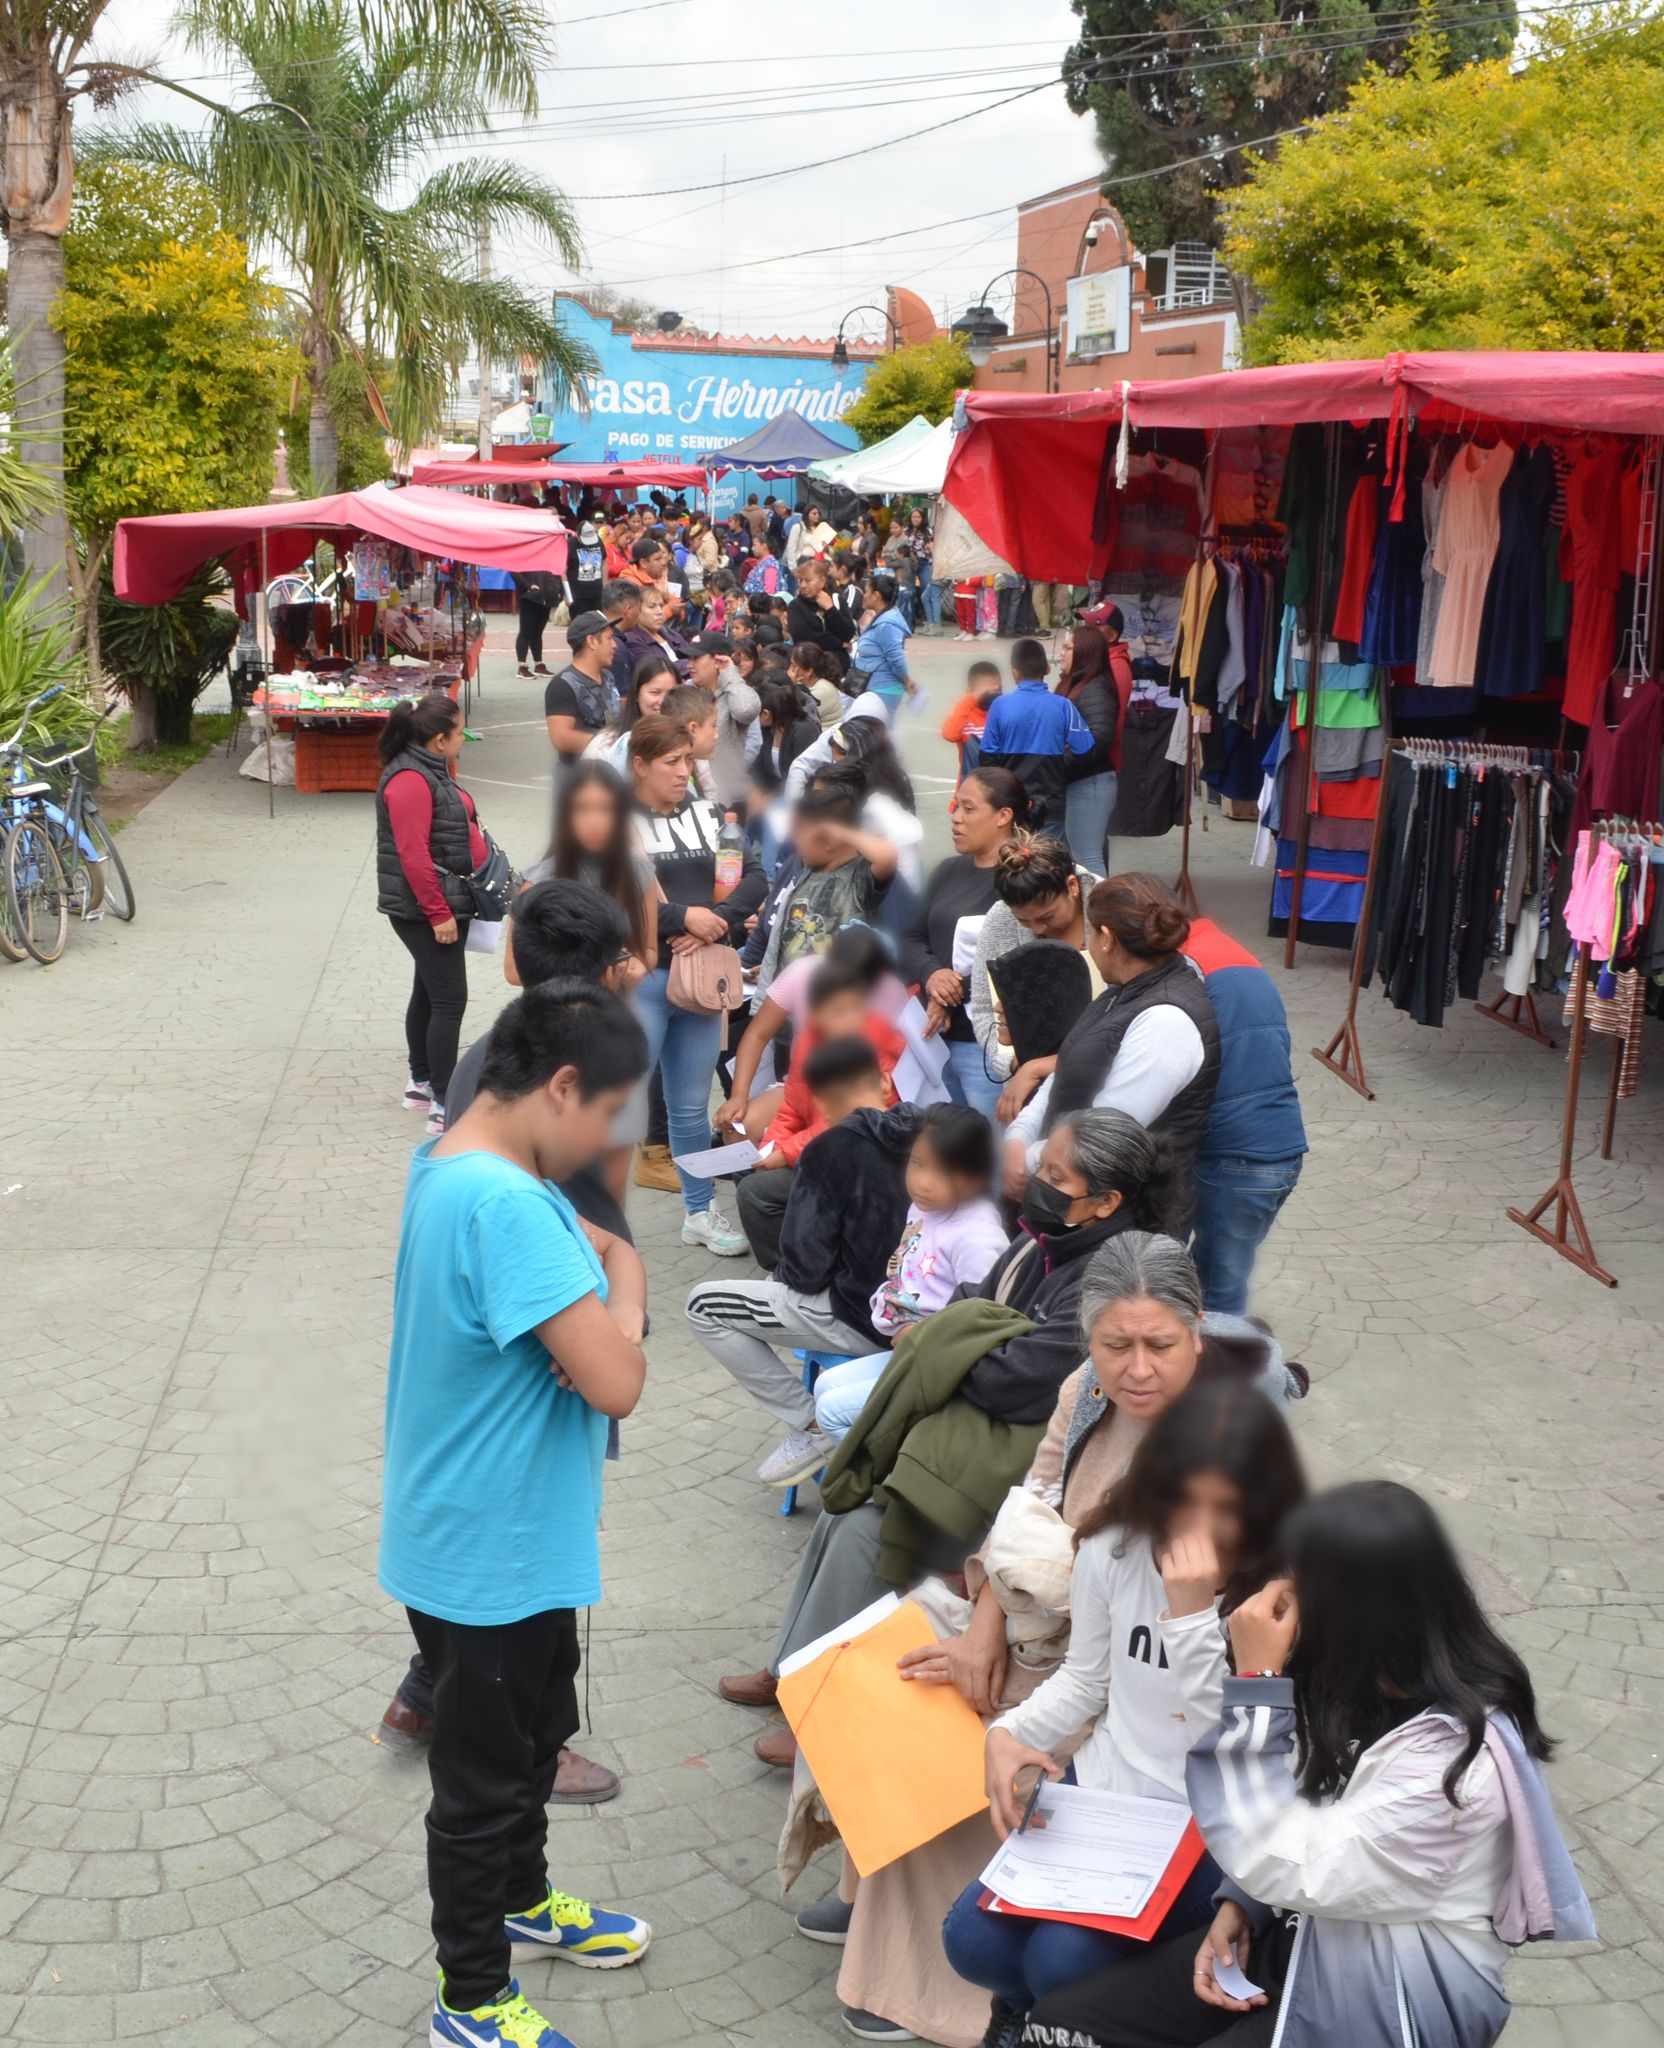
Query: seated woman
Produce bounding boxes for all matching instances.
[940,1379,1307,2045]
[812,1233,1306,2048]
[1025,1481,1592,2048]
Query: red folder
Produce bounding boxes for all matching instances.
[979,1817,1206,1939]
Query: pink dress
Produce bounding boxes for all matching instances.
[1427,441,1514,687]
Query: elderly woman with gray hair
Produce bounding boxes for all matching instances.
[788,1229,1308,2048]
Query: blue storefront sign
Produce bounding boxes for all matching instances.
[539,296,869,517]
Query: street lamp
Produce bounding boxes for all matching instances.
[952,268,1060,393]
[830,303,900,370]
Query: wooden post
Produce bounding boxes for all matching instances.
[1173,708,1201,916]
[1505,941,1617,1287]
[1283,423,1339,967]
[1310,690,1394,1098]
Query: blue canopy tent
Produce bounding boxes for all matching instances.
[703,406,857,478]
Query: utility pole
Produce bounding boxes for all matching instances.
[476,219,493,458]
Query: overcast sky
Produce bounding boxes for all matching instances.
[89,0,1105,345]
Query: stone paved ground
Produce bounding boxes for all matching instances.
[2,626,1662,2046]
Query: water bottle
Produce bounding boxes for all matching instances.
[714,809,745,901]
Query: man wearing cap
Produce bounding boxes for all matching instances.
[687,630,760,807]
[545,610,621,769]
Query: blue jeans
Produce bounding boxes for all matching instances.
[922,578,945,626]
[942,1845,1222,2010]
[812,1350,890,1440]
[1189,1154,1304,1315]
[634,967,724,1214]
[1064,771,1117,878]
[942,1035,1003,1120]
[896,586,917,629]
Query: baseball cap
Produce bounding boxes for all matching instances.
[1077,600,1125,633]
[578,521,599,545]
[566,609,611,648]
[692,631,733,657]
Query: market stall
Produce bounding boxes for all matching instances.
[113,482,569,796]
[703,406,857,478]
[408,457,710,494]
[806,414,935,492]
[943,353,1664,1285]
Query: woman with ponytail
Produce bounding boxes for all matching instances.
[374,694,484,1133]
[1002,874,1222,1234]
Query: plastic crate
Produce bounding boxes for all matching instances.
[294,727,382,793]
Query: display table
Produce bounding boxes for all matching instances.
[254,667,462,793]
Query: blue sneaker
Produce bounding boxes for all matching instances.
[504,1886,652,1970]
[430,1977,575,2046]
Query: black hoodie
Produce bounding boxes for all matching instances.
[776,1102,923,1342]
[955,1208,1137,1424]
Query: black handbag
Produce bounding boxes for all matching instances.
[452,830,517,920]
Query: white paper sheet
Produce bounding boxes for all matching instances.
[951,914,986,981]
[903,686,931,719]
[778,1593,901,1679]
[672,1139,760,1177]
[892,1047,953,1108]
[895,995,951,1084]
[464,919,504,954]
[1212,1954,1265,2001]
[979,1782,1193,1921]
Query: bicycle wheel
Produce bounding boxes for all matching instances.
[44,814,96,918]
[0,841,24,961]
[5,817,70,964]
[81,807,133,920]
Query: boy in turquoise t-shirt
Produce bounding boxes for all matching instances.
[379,978,651,2048]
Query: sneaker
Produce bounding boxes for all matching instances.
[758,1427,834,1488]
[431,1978,574,2046]
[533,662,550,675]
[842,2008,917,2041]
[404,1075,434,1110]
[633,1143,680,1193]
[504,1886,651,1970]
[426,1104,447,1138]
[517,664,533,678]
[681,1206,748,1257]
[977,2001,1024,2048]
[796,1893,853,1945]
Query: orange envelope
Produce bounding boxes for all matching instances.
[777,1599,989,1876]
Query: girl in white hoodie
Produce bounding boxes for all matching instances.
[941,1381,1308,2042]
[1024,1481,1592,2048]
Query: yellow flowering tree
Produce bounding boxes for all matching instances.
[1223,10,1664,363]
[841,337,974,448]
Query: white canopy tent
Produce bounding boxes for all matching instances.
[806,413,935,491]
[843,414,955,496]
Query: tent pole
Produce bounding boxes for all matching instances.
[1311,688,1393,1097]
[1283,423,1339,969]
[1173,712,1201,917]
[1506,939,1616,1287]
[262,528,274,820]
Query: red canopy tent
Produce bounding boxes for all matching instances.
[409,458,710,492]
[113,481,569,605]
[945,352,1664,583]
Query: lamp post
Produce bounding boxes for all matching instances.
[830,304,900,370]
[952,268,1060,393]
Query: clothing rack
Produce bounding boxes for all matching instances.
[1312,737,1578,1099]
[1283,425,1342,966]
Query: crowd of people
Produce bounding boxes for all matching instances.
[370,491,1592,2048]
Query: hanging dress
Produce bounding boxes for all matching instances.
[1415,468,1450,684]
[1426,441,1513,688]
[1474,443,1555,697]
[1559,444,1627,724]
[1359,445,1427,668]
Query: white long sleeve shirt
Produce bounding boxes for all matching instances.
[1007,1003,1207,1166]
[994,1529,1226,1800]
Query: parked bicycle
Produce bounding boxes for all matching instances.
[0,686,136,966]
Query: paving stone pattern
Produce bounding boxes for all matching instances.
[2,631,1661,2045]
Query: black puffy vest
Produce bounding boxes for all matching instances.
[1043,951,1222,1229]
[375,746,476,921]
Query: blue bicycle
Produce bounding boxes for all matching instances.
[1,686,135,965]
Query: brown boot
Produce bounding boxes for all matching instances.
[719,1668,778,1708]
[550,1745,620,1805]
[633,1144,680,1193]
[373,1694,434,1753]
[754,1724,797,1769]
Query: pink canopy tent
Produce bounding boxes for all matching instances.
[409,458,710,491]
[112,481,569,606]
[947,351,1664,582]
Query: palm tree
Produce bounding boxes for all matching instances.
[0,0,555,600]
[108,0,593,491]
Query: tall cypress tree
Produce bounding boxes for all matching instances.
[1063,0,1518,251]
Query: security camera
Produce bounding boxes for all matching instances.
[1084,222,1101,248]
